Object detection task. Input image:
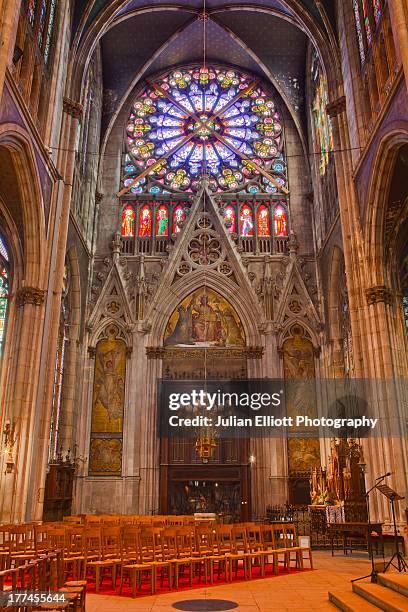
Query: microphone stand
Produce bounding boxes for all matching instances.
[352,473,387,584]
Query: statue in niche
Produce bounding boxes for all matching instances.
[164,288,245,347]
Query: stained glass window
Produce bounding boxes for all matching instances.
[172,205,186,235]
[240,205,254,236]
[138,205,152,237]
[257,205,270,237]
[312,56,334,176]
[353,0,366,63]
[273,204,288,237]
[38,0,46,48]
[27,0,37,27]
[156,205,169,237]
[362,0,372,45]
[224,205,236,233]
[0,236,10,358]
[372,0,381,25]
[124,66,287,195]
[44,0,57,64]
[121,205,135,237]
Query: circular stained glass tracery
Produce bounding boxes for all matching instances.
[124,66,287,195]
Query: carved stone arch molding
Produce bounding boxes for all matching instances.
[146,268,264,348]
[88,320,133,359]
[0,124,47,286]
[364,127,408,287]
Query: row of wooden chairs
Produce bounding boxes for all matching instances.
[0,550,86,612]
[0,521,312,599]
[62,515,197,526]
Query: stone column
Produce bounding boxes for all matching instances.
[0,286,45,523]
[387,0,408,91]
[25,98,83,521]
[0,0,22,100]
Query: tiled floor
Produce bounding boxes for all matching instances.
[86,550,372,611]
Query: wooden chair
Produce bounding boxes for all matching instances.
[217,525,249,582]
[87,526,121,591]
[139,527,172,593]
[120,527,155,598]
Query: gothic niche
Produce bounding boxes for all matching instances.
[282,324,320,505]
[89,325,126,475]
[164,288,245,348]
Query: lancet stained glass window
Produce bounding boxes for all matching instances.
[353,0,366,63]
[124,66,287,195]
[0,236,10,358]
[312,56,334,176]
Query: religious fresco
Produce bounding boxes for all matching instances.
[283,325,320,474]
[89,438,122,474]
[91,338,126,433]
[164,288,245,347]
[287,438,321,471]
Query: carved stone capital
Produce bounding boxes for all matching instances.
[365,285,394,306]
[326,96,346,118]
[63,97,83,118]
[16,286,46,307]
[88,346,96,359]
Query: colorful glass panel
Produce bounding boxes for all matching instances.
[44,0,57,64]
[362,0,372,45]
[156,205,169,237]
[138,205,152,237]
[124,66,287,194]
[273,205,288,237]
[372,0,381,25]
[27,0,37,27]
[240,205,254,237]
[121,205,135,237]
[38,0,46,47]
[172,205,186,235]
[257,205,271,237]
[0,238,10,357]
[353,0,366,63]
[224,205,236,233]
[312,58,334,176]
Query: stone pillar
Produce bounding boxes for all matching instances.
[387,0,408,91]
[0,286,45,523]
[25,98,83,521]
[0,0,22,100]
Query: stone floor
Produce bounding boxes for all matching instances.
[86,550,373,611]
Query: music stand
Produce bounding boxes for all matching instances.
[376,484,408,573]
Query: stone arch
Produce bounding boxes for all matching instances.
[147,270,263,348]
[364,126,408,287]
[0,125,46,287]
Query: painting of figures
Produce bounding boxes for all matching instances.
[164,288,245,347]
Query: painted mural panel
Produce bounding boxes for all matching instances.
[164,288,245,347]
[89,438,122,474]
[91,338,126,433]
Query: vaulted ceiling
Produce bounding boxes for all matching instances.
[73,2,337,139]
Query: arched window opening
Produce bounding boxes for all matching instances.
[240,205,254,237]
[0,235,10,360]
[25,0,57,63]
[121,205,135,237]
[156,205,169,237]
[273,204,288,237]
[138,205,152,237]
[311,53,333,177]
[49,263,69,461]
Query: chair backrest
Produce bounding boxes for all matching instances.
[283,524,297,547]
[260,525,276,549]
[85,526,102,559]
[245,524,263,552]
[121,526,140,559]
[102,525,121,559]
[272,524,286,548]
[195,526,215,555]
[216,525,234,553]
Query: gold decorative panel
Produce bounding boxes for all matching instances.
[89,438,122,474]
[164,288,245,347]
[91,338,126,433]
